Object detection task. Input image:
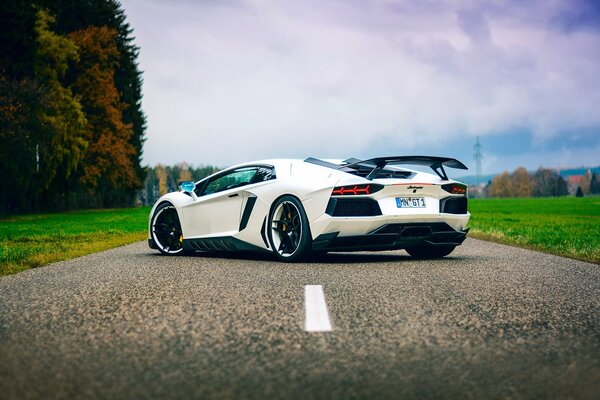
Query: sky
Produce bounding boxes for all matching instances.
[120,0,600,175]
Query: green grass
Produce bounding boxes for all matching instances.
[0,207,150,276]
[468,197,600,264]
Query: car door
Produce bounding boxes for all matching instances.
[181,167,259,238]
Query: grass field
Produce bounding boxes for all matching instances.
[468,197,600,264]
[1,197,598,276]
[0,207,150,276]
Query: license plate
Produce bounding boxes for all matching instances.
[396,197,426,208]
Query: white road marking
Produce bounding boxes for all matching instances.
[304,285,332,332]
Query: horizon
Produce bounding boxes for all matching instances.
[144,154,600,180]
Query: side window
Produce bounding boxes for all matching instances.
[250,166,276,183]
[202,167,258,196]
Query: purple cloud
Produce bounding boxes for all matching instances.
[121,0,600,171]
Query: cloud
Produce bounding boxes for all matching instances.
[551,0,600,33]
[121,0,600,169]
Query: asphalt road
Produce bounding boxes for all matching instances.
[1,238,599,400]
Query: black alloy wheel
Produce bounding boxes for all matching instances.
[268,195,312,262]
[151,203,185,255]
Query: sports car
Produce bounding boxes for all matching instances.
[148,156,470,261]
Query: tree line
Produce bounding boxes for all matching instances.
[139,163,221,206]
[485,167,600,198]
[140,163,598,205]
[0,0,145,214]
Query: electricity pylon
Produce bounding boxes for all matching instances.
[474,136,483,185]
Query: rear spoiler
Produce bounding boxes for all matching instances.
[343,156,468,180]
[305,156,468,181]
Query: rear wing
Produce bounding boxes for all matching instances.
[305,156,468,180]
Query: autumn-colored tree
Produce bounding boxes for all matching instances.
[155,164,168,196]
[69,25,138,204]
[177,162,192,183]
[511,167,532,197]
[487,167,569,198]
[487,171,513,198]
[39,0,147,190]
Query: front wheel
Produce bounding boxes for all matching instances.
[151,202,185,255]
[268,196,312,262]
[405,245,456,259]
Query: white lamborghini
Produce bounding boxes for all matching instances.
[148,156,470,261]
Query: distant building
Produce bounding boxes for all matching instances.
[468,183,487,198]
[458,165,599,197]
[566,175,586,195]
[563,168,594,195]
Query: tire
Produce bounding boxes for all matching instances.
[405,245,456,259]
[150,202,185,255]
[267,195,312,262]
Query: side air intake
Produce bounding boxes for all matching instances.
[440,197,468,214]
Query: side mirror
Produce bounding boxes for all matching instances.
[179,181,197,200]
[179,181,195,193]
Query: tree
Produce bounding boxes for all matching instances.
[532,168,568,197]
[0,0,37,79]
[0,76,48,212]
[487,172,513,198]
[0,6,87,212]
[40,0,146,190]
[34,9,88,203]
[590,173,600,195]
[137,164,221,206]
[191,165,220,181]
[155,164,167,197]
[69,25,138,206]
[511,167,532,197]
[576,186,584,197]
[177,162,192,183]
[0,1,146,212]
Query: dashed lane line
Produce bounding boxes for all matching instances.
[304,285,332,332]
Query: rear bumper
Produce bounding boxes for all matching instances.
[312,222,469,252]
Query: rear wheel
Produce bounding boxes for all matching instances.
[151,203,185,255]
[405,245,456,259]
[268,196,312,262]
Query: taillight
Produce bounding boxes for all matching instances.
[331,184,383,196]
[442,183,467,195]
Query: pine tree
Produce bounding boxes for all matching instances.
[0,0,37,79]
[590,173,600,195]
[0,76,48,211]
